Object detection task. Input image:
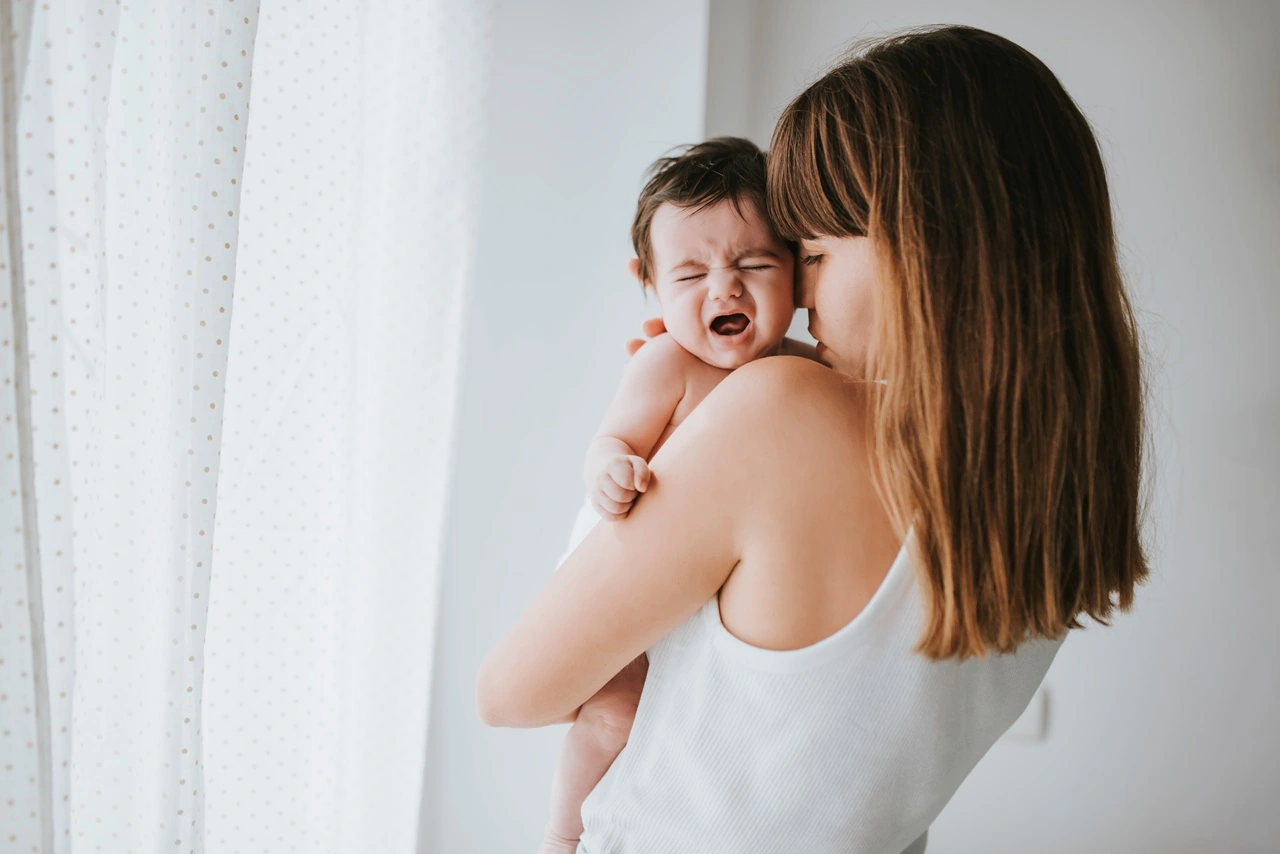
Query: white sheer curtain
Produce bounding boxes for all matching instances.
[0,1,487,851]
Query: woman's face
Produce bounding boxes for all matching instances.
[797,235,883,377]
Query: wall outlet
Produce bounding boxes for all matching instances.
[1001,686,1051,742]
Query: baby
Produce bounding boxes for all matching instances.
[539,137,816,854]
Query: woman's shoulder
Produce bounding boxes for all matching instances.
[654,354,876,514]
[736,353,859,397]
[698,356,901,652]
[704,355,871,447]
[653,353,879,500]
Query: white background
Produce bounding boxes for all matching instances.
[421,1,1280,852]
[419,3,709,852]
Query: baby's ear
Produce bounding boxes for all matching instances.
[627,257,645,285]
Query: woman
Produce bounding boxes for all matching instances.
[478,24,1147,853]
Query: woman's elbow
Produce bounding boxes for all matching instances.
[476,658,569,728]
[475,658,514,727]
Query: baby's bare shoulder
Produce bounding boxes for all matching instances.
[636,331,696,360]
[624,332,702,382]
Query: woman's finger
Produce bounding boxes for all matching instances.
[641,316,666,337]
[626,317,665,356]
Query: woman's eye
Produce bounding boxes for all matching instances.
[801,254,824,267]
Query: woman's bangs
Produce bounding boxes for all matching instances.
[767,81,870,242]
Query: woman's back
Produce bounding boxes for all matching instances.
[577,528,1063,854]
[575,359,1065,853]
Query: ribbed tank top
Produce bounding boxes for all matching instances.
[557,501,1065,854]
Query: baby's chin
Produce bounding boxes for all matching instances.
[689,335,787,371]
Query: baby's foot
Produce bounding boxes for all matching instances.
[535,827,580,854]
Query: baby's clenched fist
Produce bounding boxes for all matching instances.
[589,455,651,521]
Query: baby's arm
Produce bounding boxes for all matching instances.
[583,333,688,521]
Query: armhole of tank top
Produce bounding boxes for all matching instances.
[701,527,918,672]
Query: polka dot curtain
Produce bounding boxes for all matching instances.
[0,1,488,852]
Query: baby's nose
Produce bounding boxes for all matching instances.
[708,268,744,299]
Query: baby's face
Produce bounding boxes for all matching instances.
[647,199,795,370]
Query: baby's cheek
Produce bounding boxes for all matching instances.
[665,294,707,335]
[657,298,711,356]
[779,273,799,310]
[762,282,795,329]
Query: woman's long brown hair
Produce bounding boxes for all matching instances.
[768,25,1149,660]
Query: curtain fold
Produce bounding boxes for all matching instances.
[0,1,487,851]
[1,1,53,851]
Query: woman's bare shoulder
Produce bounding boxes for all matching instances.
[700,356,900,652]
[707,355,871,445]
[680,355,881,521]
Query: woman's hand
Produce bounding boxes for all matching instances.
[625,317,666,356]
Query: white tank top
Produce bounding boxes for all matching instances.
[558,501,1065,854]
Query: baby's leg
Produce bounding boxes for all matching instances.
[537,707,632,854]
[537,654,648,854]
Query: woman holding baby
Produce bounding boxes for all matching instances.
[479,24,1147,854]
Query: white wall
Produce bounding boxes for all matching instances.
[707,1,1280,851]
[426,2,1279,851]
[418,2,709,851]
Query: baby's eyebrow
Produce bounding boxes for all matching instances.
[668,247,782,274]
[735,247,783,260]
[669,257,706,273]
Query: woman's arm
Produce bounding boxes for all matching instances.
[476,359,788,728]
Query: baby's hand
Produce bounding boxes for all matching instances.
[590,454,651,521]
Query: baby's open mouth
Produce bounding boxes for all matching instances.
[711,313,750,336]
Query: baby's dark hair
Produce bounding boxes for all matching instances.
[630,137,776,285]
